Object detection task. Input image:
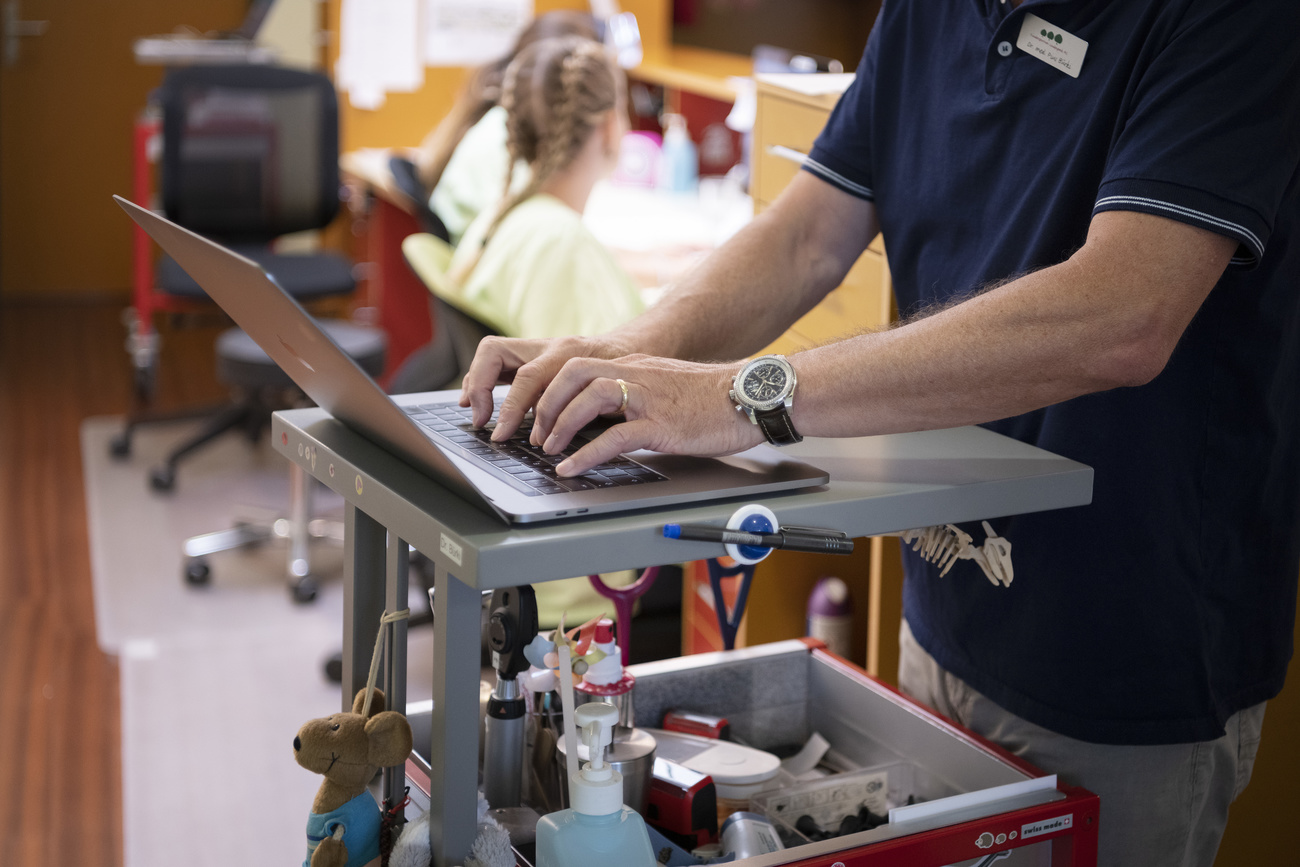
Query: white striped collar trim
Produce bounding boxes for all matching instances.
[803,158,874,199]
[1094,195,1263,258]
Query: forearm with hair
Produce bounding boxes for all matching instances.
[786,211,1237,438]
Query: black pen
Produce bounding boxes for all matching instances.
[662,523,854,555]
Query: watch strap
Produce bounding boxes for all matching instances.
[755,407,803,446]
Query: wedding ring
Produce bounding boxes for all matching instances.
[615,378,629,415]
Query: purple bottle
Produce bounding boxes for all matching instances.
[807,576,853,658]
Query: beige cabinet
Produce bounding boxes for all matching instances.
[751,80,893,357]
[743,79,904,685]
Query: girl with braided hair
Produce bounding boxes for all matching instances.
[414,11,600,245]
[445,35,646,341]
[444,34,650,627]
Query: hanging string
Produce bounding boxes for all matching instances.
[362,608,411,719]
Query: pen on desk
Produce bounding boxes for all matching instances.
[662,523,854,555]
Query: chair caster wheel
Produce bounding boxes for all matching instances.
[149,466,176,492]
[109,433,132,459]
[291,575,318,604]
[324,653,343,683]
[185,558,211,586]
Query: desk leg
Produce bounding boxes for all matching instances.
[383,534,410,811]
[342,504,385,712]
[428,563,480,866]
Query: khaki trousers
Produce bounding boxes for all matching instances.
[898,620,1265,867]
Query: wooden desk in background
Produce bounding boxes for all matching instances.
[341,148,434,387]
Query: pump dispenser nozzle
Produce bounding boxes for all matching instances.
[536,702,657,867]
[582,722,606,772]
[571,702,623,815]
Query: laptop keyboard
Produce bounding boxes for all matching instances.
[403,402,668,497]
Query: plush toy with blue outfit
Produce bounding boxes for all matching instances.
[294,688,413,867]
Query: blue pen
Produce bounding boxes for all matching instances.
[662,523,853,554]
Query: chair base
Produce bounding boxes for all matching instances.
[110,305,234,462]
[182,462,343,603]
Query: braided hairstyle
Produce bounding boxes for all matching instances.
[451,36,623,283]
[414,12,598,191]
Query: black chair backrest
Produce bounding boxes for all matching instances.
[160,65,341,242]
[387,155,452,243]
[432,294,500,385]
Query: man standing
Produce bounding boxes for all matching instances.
[462,2,1300,863]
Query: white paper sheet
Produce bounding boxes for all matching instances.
[336,0,424,110]
[424,0,534,67]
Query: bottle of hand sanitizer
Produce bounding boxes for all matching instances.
[535,702,656,867]
[657,113,699,193]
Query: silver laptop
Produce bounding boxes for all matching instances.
[115,196,829,524]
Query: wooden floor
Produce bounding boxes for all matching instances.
[0,299,226,867]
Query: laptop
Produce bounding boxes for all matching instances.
[115,196,829,524]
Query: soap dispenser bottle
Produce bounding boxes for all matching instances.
[535,702,656,867]
[657,113,699,193]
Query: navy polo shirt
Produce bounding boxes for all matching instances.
[805,0,1300,745]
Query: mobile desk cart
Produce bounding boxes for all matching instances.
[271,408,1097,867]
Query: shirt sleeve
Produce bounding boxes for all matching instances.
[431,107,512,246]
[801,11,883,201]
[1093,0,1300,268]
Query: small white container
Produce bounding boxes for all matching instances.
[643,727,782,823]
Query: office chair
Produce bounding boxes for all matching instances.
[387,154,453,242]
[182,322,385,603]
[399,232,503,388]
[378,183,465,393]
[112,64,358,488]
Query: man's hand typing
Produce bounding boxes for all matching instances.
[459,333,633,436]
[528,355,763,477]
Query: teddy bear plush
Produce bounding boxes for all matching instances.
[389,793,515,867]
[294,688,414,867]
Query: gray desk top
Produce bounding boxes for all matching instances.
[272,408,1092,589]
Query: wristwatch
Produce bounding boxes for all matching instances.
[729,354,803,446]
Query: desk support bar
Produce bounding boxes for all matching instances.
[383,533,410,811]
[343,504,386,712]
[428,563,481,866]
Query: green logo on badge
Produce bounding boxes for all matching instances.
[1041,29,1064,44]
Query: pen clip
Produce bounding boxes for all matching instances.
[780,525,849,540]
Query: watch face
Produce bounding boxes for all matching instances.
[741,358,792,410]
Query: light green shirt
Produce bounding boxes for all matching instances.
[450,193,645,339]
[429,107,528,247]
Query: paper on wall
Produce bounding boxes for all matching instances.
[336,0,424,110]
[424,0,533,67]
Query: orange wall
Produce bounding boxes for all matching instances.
[0,0,246,297]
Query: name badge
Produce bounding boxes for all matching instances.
[1016,13,1088,78]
